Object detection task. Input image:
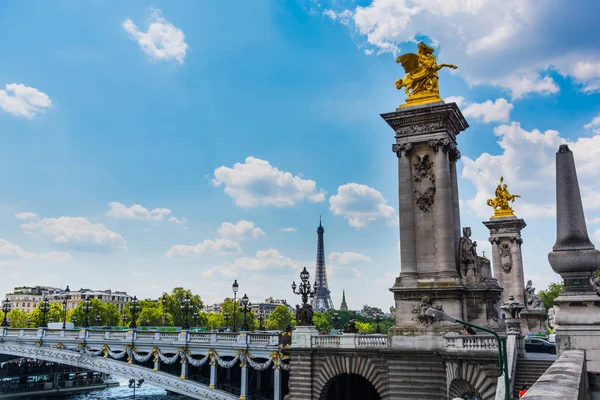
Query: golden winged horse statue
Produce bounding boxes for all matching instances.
[394,42,457,107]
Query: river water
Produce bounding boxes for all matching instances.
[46,378,189,399]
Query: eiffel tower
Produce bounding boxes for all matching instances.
[312,217,334,311]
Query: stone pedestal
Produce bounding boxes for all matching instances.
[520,309,547,335]
[483,216,527,304]
[291,325,318,348]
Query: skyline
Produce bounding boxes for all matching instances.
[1,0,600,311]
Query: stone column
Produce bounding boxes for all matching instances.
[180,358,188,379]
[273,364,281,400]
[240,360,248,400]
[394,142,417,280]
[209,356,216,389]
[483,217,527,304]
[430,139,458,280]
[449,145,461,252]
[153,356,160,372]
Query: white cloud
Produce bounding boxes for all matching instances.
[584,113,600,134]
[39,251,72,262]
[201,248,302,277]
[445,96,466,108]
[217,220,265,240]
[106,202,172,221]
[0,238,36,263]
[321,0,600,96]
[168,216,188,224]
[279,227,298,233]
[165,238,241,258]
[462,121,600,219]
[328,251,371,276]
[123,8,188,64]
[329,183,398,228]
[21,217,127,252]
[212,156,326,208]
[14,212,39,220]
[462,98,514,123]
[0,84,51,118]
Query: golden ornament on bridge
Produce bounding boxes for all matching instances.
[395,42,457,108]
[487,177,521,218]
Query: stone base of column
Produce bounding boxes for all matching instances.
[520,309,547,335]
[291,326,318,348]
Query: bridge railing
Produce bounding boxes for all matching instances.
[0,328,280,347]
[443,332,499,351]
[311,334,388,349]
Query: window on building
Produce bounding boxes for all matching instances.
[98,295,103,300]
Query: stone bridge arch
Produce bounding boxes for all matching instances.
[446,361,497,400]
[0,343,236,400]
[313,355,388,399]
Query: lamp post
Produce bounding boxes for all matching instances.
[1,298,11,327]
[192,311,199,328]
[128,378,144,400]
[129,296,140,329]
[71,316,76,328]
[95,314,102,326]
[291,266,317,326]
[40,297,50,328]
[181,295,191,330]
[161,294,168,326]
[332,312,340,330]
[425,308,510,400]
[121,312,128,327]
[224,311,230,331]
[232,280,239,332]
[26,318,32,328]
[240,294,250,331]
[62,285,70,329]
[82,297,92,328]
[374,313,382,334]
[258,314,264,331]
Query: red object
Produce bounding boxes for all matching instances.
[519,389,528,398]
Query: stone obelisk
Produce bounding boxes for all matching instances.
[548,145,600,384]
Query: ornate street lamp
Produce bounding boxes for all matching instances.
[129,296,141,329]
[240,294,250,331]
[82,296,92,328]
[192,311,199,328]
[49,317,54,323]
[1,298,12,327]
[374,313,382,334]
[232,280,239,332]
[332,312,340,330]
[95,314,102,326]
[121,312,128,327]
[181,295,191,330]
[62,285,71,329]
[161,294,168,326]
[40,297,50,328]
[128,378,144,400]
[258,314,264,331]
[26,318,32,328]
[291,266,317,326]
[224,311,230,331]
[71,316,77,328]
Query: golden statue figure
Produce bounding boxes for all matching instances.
[487,177,521,218]
[395,42,457,108]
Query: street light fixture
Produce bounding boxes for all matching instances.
[181,295,191,330]
[95,314,102,326]
[224,311,230,331]
[424,308,509,400]
[83,296,92,328]
[71,316,77,328]
[128,378,144,400]
[121,312,128,327]
[258,314,264,331]
[26,318,32,328]
[40,297,50,328]
[291,266,317,326]
[232,280,239,332]
[62,285,71,329]
[129,296,141,329]
[240,294,250,331]
[1,298,12,327]
[161,294,168,326]
[332,312,340,330]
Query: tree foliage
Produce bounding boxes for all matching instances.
[30,303,64,327]
[206,312,225,330]
[220,298,256,331]
[0,308,30,328]
[539,282,564,310]
[312,311,332,332]
[265,305,293,330]
[69,298,120,327]
[159,287,204,327]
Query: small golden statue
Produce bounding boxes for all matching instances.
[395,42,457,108]
[487,177,521,218]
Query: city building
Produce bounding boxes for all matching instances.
[5,286,60,313]
[205,303,223,313]
[251,297,294,320]
[359,304,383,318]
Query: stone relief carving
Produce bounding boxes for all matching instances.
[486,296,501,325]
[525,280,545,310]
[395,120,445,136]
[428,138,451,153]
[411,296,442,326]
[459,227,479,279]
[590,274,600,297]
[499,243,513,273]
[412,154,436,212]
[392,142,413,157]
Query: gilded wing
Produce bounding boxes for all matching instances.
[396,53,419,74]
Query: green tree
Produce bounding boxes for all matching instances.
[220,298,257,331]
[206,312,225,330]
[160,288,204,327]
[266,305,293,330]
[7,309,30,328]
[69,299,120,327]
[355,321,375,334]
[539,282,564,310]
[30,303,64,327]
[313,311,332,332]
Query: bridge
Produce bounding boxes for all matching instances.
[0,327,289,400]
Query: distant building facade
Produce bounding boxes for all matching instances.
[360,304,383,318]
[6,286,60,313]
[251,297,294,320]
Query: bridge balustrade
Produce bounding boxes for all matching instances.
[443,332,499,354]
[311,334,388,349]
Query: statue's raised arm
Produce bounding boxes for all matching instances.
[394,42,457,108]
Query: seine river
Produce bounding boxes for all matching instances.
[46,378,189,399]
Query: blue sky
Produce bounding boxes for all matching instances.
[1,0,600,311]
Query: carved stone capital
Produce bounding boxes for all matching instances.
[428,138,451,153]
[509,236,523,245]
[447,143,461,161]
[392,142,413,158]
[489,237,501,245]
